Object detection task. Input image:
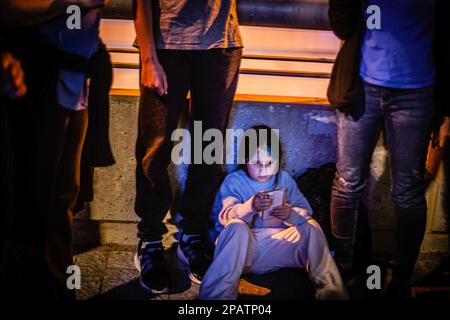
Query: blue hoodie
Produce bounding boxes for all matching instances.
[212,169,313,234]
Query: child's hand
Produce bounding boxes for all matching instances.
[252,190,272,212]
[271,203,292,221]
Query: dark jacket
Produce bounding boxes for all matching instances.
[86,42,115,168]
[327,0,450,123]
[75,42,115,210]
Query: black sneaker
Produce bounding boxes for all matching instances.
[381,281,412,300]
[134,241,172,294]
[177,234,212,284]
[336,262,356,288]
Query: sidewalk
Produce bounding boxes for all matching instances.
[74,242,450,300]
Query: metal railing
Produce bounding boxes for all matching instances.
[108,48,334,79]
[103,0,331,31]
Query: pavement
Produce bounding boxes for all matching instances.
[73,240,450,300]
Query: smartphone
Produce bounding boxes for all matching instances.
[260,189,285,220]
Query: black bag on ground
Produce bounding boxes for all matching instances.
[296,162,372,272]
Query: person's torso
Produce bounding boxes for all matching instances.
[154,0,243,50]
[360,0,435,89]
[40,9,101,110]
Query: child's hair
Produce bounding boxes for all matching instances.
[238,124,283,189]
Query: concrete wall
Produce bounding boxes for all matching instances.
[83,95,448,255]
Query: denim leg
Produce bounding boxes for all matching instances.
[384,86,434,280]
[384,86,434,210]
[331,82,383,267]
[331,82,384,240]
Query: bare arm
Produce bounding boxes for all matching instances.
[134,0,157,65]
[134,0,167,95]
[0,52,27,99]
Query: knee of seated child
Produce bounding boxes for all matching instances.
[295,218,322,234]
[224,218,251,234]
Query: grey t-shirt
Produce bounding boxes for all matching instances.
[153,0,243,50]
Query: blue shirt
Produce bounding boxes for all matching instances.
[40,9,101,110]
[360,0,435,89]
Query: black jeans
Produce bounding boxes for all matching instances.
[331,82,434,280]
[135,48,242,241]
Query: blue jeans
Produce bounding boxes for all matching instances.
[331,81,434,279]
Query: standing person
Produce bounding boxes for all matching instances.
[133,0,243,293]
[328,0,450,298]
[0,0,106,299]
[38,4,104,298]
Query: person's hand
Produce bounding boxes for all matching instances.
[435,116,450,149]
[271,203,292,221]
[252,190,272,212]
[141,58,168,96]
[0,52,27,100]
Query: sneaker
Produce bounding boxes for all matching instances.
[337,263,356,288]
[381,281,412,300]
[177,234,212,284]
[134,241,172,294]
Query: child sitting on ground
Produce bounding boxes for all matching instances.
[199,125,348,300]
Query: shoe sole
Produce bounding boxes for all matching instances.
[176,245,202,285]
[133,253,171,294]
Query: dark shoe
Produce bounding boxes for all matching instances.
[177,234,212,284]
[393,206,426,281]
[134,241,172,294]
[332,237,356,287]
[382,281,412,300]
[337,262,356,288]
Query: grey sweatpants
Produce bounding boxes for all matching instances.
[199,218,348,300]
